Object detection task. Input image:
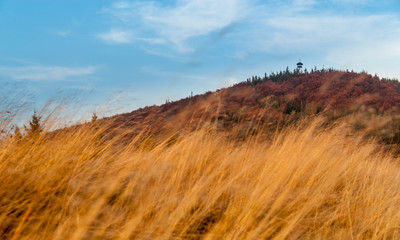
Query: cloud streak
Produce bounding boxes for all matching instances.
[233,1,400,78]
[0,65,95,81]
[101,0,249,51]
[97,29,132,44]
[99,0,400,78]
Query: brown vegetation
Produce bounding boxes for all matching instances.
[104,70,400,148]
[2,115,400,239]
[2,70,400,239]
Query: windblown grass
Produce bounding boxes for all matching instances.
[1,115,400,239]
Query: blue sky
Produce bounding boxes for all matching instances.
[1,0,400,117]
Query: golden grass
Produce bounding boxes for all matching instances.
[1,116,400,239]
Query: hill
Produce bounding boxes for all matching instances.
[4,71,400,238]
[101,69,400,148]
[5,69,400,239]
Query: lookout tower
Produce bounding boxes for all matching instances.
[296,60,303,70]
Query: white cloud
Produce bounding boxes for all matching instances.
[329,0,372,5]
[135,37,165,45]
[99,0,400,79]
[0,65,95,81]
[102,0,250,51]
[326,39,400,78]
[254,14,398,50]
[113,1,131,9]
[97,29,132,44]
[246,9,400,78]
[101,0,400,55]
[96,28,166,45]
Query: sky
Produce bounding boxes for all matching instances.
[1,0,400,117]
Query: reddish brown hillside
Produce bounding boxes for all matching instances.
[252,71,400,110]
[103,70,400,135]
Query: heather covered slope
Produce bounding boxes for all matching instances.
[250,71,400,110]
[111,70,400,127]
[103,70,400,147]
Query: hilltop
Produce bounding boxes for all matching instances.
[99,69,400,146]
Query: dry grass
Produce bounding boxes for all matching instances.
[1,114,400,239]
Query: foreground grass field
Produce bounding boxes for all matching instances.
[1,116,400,239]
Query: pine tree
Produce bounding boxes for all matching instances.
[27,111,42,136]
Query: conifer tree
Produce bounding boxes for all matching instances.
[26,111,42,136]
